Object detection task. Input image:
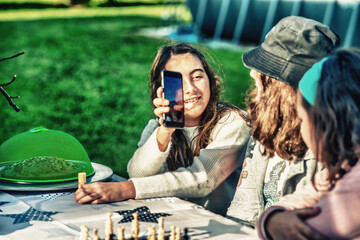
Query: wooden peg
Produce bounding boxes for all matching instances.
[118,226,125,240]
[78,172,86,188]
[93,228,99,240]
[79,225,88,240]
[132,212,139,239]
[147,226,155,240]
[175,227,181,240]
[170,225,175,240]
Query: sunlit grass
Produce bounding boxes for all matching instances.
[0,5,192,22]
[0,0,70,3]
[0,4,250,178]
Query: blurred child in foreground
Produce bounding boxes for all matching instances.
[258,48,360,240]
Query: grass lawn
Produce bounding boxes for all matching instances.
[0,5,252,178]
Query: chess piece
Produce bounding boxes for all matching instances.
[158,216,164,229]
[93,228,99,240]
[183,228,189,240]
[175,227,181,240]
[78,172,86,188]
[79,225,88,240]
[131,212,139,240]
[108,212,114,235]
[147,226,156,240]
[118,226,125,240]
[158,228,165,240]
[170,225,175,240]
[158,216,165,239]
[105,213,113,240]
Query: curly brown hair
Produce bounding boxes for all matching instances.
[149,42,242,171]
[245,72,307,160]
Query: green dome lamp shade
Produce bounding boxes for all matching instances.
[0,127,95,183]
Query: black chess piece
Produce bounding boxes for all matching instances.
[183,228,189,240]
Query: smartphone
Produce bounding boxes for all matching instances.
[161,70,184,128]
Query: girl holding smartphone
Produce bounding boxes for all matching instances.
[75,43,250,215]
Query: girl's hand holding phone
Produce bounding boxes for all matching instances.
[153,87,176,151]
[153,87,170,124]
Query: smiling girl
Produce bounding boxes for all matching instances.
[75,43,250,215]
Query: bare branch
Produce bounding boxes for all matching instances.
[0,52,25,63]
[0,85,20,112]
[0,75,17,87]
[0,52,25,112]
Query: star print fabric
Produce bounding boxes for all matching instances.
[0,191,258,239]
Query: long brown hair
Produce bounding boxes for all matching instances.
[304,49,360,185]
[149,42,242,170]
[245,73,307,160]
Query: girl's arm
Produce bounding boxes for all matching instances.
[127,119,171,178]
[257,206,327,240]
[276,169,329,210]
[128,86,176,177]
[305,163,360,239]
[256,170,329,240]
[130,111,251,199]
[258,164,360,239]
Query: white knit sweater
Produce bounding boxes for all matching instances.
[127,110,251,215]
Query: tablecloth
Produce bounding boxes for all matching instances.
[0,178,257,240]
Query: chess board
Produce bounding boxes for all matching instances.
[0,186,257,239]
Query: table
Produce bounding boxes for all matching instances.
[0,174,257,240]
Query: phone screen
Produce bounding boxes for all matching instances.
[161,70,184,128]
